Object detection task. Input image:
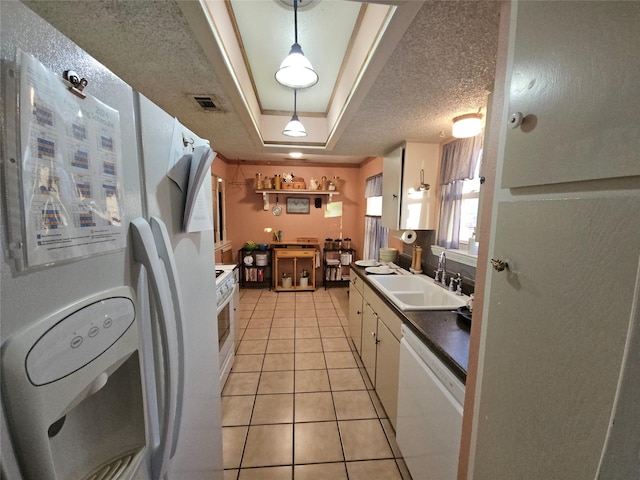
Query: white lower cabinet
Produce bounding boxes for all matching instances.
[376,319,401,429]
[349,281,402,429]
[348,275,364,355]
[361,302,378,386]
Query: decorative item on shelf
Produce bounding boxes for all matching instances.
[327,181,336,191]
[292,176,306,189]
[274,174,282,190]
[255,253,268,266]
[282,273,292,289]
[309,177,319,190]
[255,173,263,190]
[243,241,258,250]
[263,176,273,189]
[321,176,327,190]
[299,269,309,288]
[282,173,295,189]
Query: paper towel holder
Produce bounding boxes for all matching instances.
[418,169,430,191]
[395,230,417,244]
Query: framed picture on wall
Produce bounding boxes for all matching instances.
[286,197,310,214]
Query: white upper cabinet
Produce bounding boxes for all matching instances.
[382,142,439,230]
[502,2,640,188]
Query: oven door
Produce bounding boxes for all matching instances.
[217,289,234,386]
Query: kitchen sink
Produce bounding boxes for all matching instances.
[367,274,468,311]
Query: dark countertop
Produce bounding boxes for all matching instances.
[351,265,470,383]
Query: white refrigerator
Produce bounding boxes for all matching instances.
[0,2,223,479]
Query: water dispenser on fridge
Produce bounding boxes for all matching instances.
[1,287,147,480]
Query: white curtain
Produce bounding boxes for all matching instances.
[437,181,464,249]
[440,135,482,184]
[437,136,482,249]
[364,216,388,260]
[363,174,387,260]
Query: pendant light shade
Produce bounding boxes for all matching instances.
[283,89,307,137]
[452,113,483,138]
[283,113,307,137]
[275,0,318,89]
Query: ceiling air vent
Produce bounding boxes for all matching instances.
[190,95,221,112]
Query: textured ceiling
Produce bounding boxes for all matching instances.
[21,0,501,165]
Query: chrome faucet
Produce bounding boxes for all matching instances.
[435,251,446,285]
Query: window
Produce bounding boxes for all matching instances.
[458,158,481,246]
[212,174,226,244]
[437,136,483,250]
[363,174,388,260]
[366,195,382,216]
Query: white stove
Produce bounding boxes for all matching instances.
[215,264,238,387]
[215,268,235,309]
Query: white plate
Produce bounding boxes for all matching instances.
[355,259,379,267]
[365,266,394,274]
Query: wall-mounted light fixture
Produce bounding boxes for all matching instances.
[283,89,307,137]
[452,112,483,138]
[275,0,318,89]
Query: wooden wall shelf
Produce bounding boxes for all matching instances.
[256,189,339,202]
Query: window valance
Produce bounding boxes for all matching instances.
[440,135,483,185]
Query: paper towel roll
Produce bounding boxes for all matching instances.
[398,230,417,244]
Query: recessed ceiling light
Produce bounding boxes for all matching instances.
[289,152,303,158]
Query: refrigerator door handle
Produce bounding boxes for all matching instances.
[149,216,185,457]
[131,217,179,480]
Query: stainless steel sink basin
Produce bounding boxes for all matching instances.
[367,274,468,311]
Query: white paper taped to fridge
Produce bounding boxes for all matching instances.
[17,51,126,267]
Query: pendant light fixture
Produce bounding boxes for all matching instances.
[452,112,483,138]
[283,89,307,137]
[275,0,319,89]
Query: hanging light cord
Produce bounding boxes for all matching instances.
[293,88,298,114]
[293,0,299,44]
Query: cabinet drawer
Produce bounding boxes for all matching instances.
[276,249,315,258]
[364,284,402,340]
[349,269,363,295]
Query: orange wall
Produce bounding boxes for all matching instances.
[213,158,383,263]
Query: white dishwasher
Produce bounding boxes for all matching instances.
[396,324,465,480]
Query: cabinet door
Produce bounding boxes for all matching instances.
[376,319,400,429]
[502,1,640,187]
[348,286,364,354]
[381,145,403,229]
[361,303,378,387]
[399,142,439,230]
[473,197,640,479]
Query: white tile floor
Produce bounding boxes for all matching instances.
[222,287,412,480]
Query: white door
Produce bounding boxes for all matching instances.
[470,2,640,479]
